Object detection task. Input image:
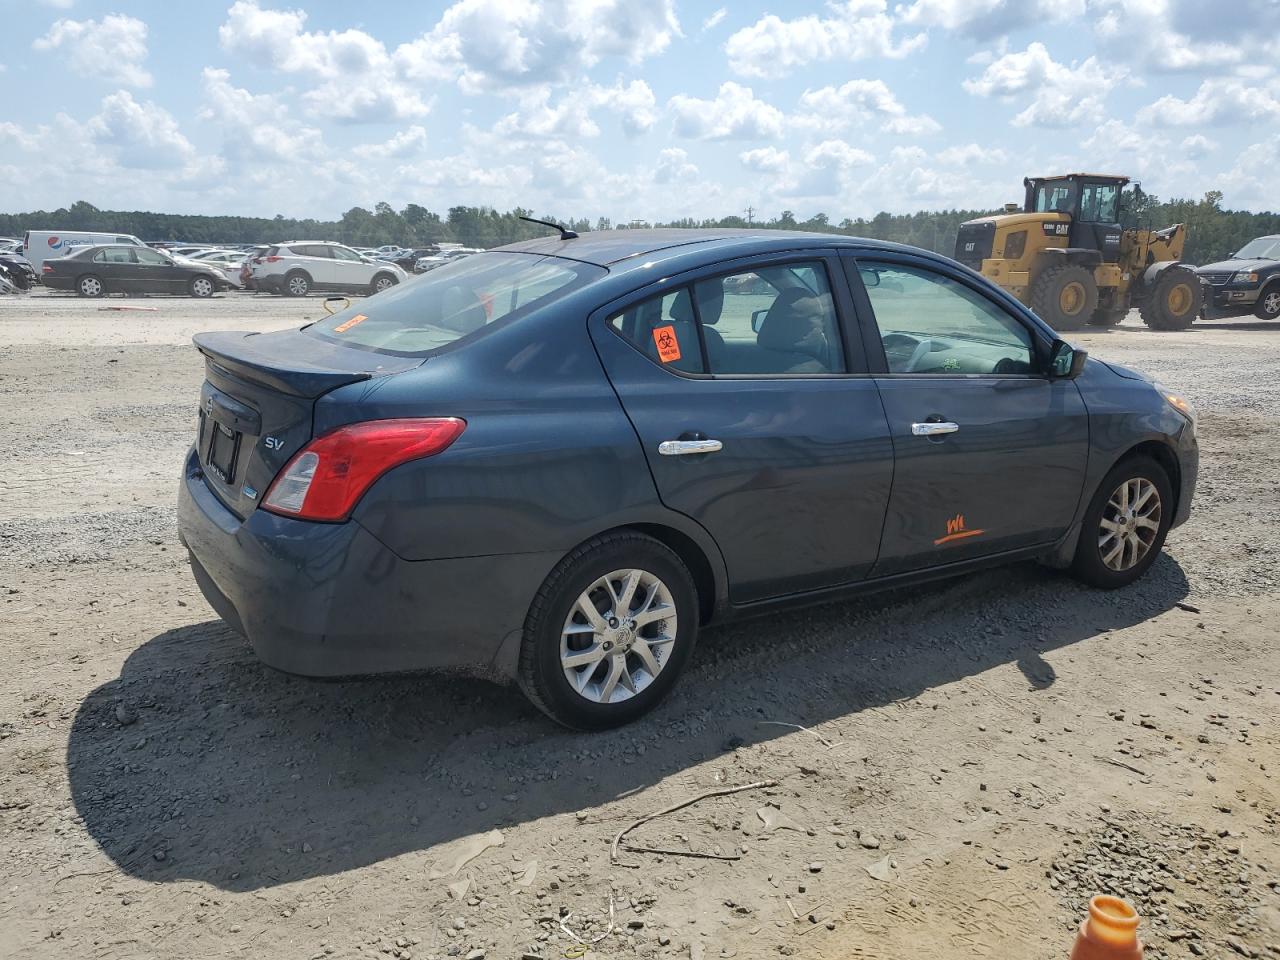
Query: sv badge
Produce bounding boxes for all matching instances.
[263,436,285,450]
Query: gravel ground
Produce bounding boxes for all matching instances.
[2,289,1278,960]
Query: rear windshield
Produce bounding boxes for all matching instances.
[306,252,604,356]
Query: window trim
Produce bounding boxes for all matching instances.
[597,250,869,380]
[842,250,1054,379]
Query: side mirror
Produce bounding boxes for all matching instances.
[1049,339,1088,379]
[751,309,769,334]
[858,267,881,288]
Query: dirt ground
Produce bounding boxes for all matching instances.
[2,288,1278,960]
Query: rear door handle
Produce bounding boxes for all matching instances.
[658,439,723,456]
[911,421,959,437]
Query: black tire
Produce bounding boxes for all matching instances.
[1070,455,1173,590]
[1254,283,1280,320]
[1139,266,1201,330]
[518,532,699,730]
[189,275,215,298]
[282,270,311,297]
[76,274,104,298]
[1030,263,1098,331]
[1088,307,1127,327]
[369,272,398,296]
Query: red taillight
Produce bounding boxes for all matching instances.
[42,264,53,273]
[261,418,466,522]
[264,255,281,263]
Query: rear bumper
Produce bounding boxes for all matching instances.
[176,447,553,678]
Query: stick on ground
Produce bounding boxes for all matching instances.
[610,779,778,867]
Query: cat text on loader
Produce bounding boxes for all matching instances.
[954,174,1201,331]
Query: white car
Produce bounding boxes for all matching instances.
[249,241,407,297]
[191,250,249,288]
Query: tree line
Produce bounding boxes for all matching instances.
[2,192,1275,265]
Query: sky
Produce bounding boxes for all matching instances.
[1,0,1277,224]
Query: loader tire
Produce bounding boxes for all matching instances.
[1139,266,1201,331]
[1030,263,1098,332]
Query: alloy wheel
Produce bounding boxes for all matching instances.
[288,276,309,296]
[1263,290,1280,316]
[80,277,102,296]
[192,278,213,297]
[1098,477,1162,572]
[560,568,677,704]
[375,276,394,292]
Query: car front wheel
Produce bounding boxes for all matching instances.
[189,276,214,298]
[1070,456,1173,589]
[370,272,398,295]
[518,532,699,729]
[1255,285,1280,320]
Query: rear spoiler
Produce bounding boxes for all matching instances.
[194,330,373,399]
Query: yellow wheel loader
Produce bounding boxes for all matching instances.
[955,174,1201,331]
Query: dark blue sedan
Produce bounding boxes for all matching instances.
[177,229,1198,728]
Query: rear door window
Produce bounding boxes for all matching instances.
[94,248,135,264]
[694,261,845,374]
[607,290,706,374]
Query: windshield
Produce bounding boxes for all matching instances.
[1234,236,1280,260]
[306,252,604,356]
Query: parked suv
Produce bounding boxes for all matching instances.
[1197,235,1280,320]
[250,241,407,297]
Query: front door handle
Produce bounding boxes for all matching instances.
[911,421,959,437]
[658,439,723,456]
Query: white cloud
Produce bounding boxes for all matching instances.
[702,8,727,32]
[1180,134,1215,158]
[725,0,926,79]
[1092,0,1280,73]
[33,14,151,87]
[669,82,785,140]
[199,68,324,165]
[491,80,656,140]
[739,146,790,173]
[353,126,429,160]
[38,0,76,8]
[963,42,1123,127]
[1082,119,1148,153]
[218,0,431,121]
[936,143,1008,165]
[85,91,213,180]
[1137,77,1280,127]
[899,0,1084,34]
[395,0,680,93]
[796,79,940,135]
[1219,133,1280,209]
[654,147,698,183]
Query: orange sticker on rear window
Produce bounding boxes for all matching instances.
[652,324,682,363]
[334,313,368,333]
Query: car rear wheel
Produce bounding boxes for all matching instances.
[283,271,311,297]
[1255,285,1280,320]
[189,276,215,298]
[1070,456,1173,589]
[518,532,699,729]
[370,272,397,295]
[76,274,104,298]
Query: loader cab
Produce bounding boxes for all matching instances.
[1025,174,1127,264]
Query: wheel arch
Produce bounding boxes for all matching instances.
[623,522,720,625]
[1111,438,1182,519]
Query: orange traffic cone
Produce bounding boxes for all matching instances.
[1070,895,1143,960]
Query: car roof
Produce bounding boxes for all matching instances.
[495,228,921,268]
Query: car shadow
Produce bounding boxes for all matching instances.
[67,554,1189,892]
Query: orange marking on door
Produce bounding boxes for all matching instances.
[652,324,682,363]
[935,513,985,545]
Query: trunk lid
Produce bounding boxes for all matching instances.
[193,328,422,520]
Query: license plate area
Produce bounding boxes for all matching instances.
[200,411,241,485]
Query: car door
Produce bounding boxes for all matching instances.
[291,245,335,287]
[843,251,1090,577]
[329,244,371,291]
[132,247,183,293]
[590,252,895,604]
[91,246,140,292]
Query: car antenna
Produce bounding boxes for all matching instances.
[519,215,578,240]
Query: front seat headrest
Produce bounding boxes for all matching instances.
[757,288,830,362]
